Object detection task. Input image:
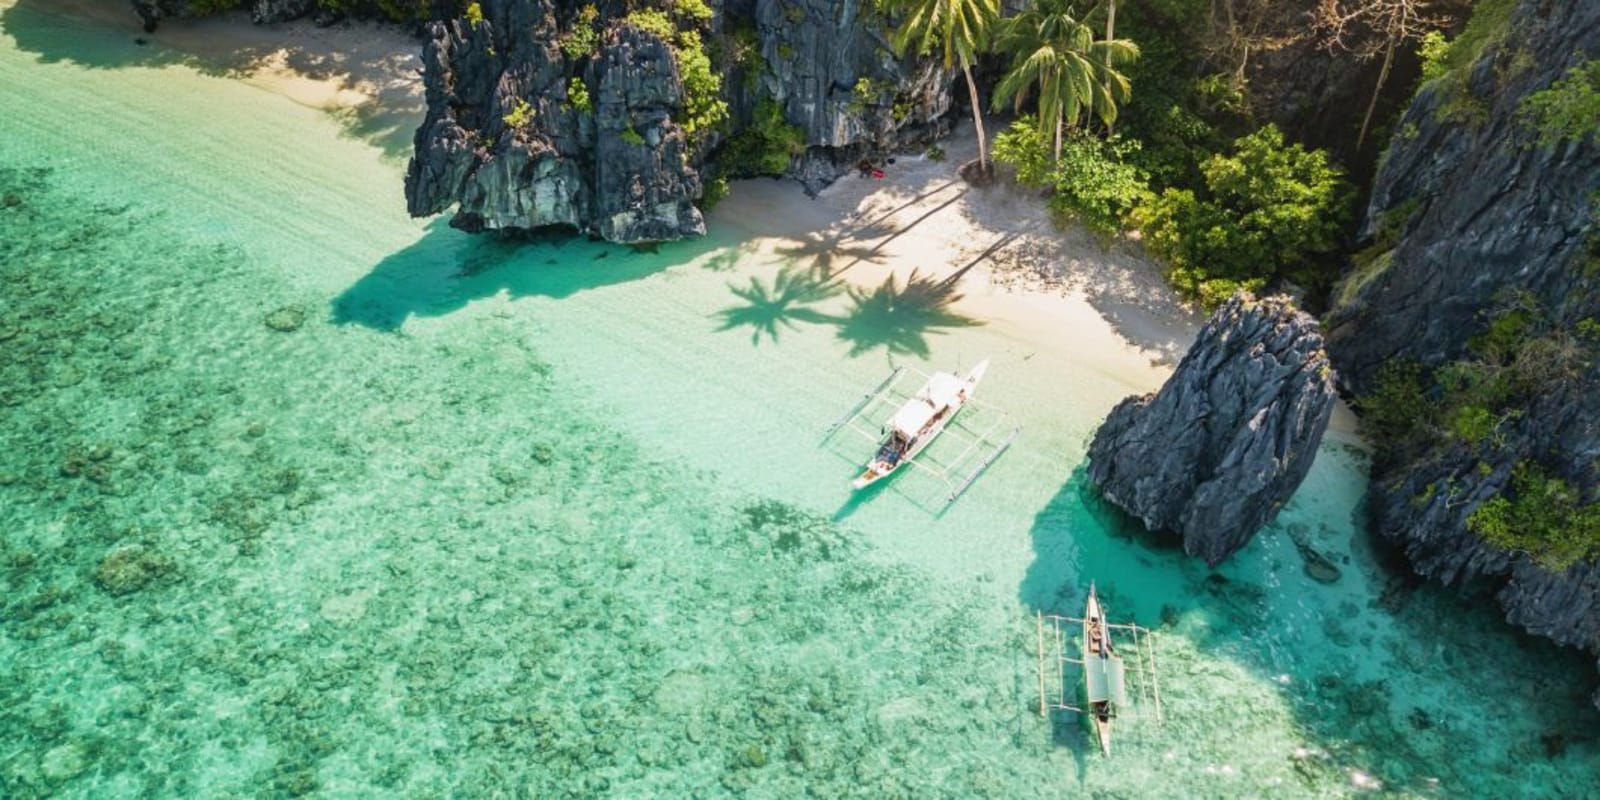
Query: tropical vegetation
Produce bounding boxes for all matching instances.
[883,0,1002,174]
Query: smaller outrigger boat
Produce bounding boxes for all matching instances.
[852,360,989,490]
[1034,585,1162,756]
[1082,582,1129,756]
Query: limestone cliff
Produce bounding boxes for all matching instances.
[404,0,951,242]
[1087,293,1337,566]
[1326,0,1600,704]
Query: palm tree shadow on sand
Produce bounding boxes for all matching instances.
[833,268,981,358]
[714,266,844,344]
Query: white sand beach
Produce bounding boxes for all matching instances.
[19,0,1370,440]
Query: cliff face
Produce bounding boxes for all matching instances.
[1326,0,1600,703]
[404,0,950,241]
[132,0,326,29]
[406,11,706,242]
[1087,293,1337,566]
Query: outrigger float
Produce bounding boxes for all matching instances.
[822,359,1018,504]
[1035,583,1164,756]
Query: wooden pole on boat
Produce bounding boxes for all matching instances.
[1147,630,1164,723]
[1035,612,1047,716]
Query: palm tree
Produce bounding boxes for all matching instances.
[885,0,1002,176]
[991,0,1138,160]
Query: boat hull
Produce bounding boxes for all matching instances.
[1084,587,1114,757]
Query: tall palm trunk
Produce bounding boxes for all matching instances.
[1104,0,1116,133]
[1357,36,1396,152]
[962,57,990,174]
[1054,114,1064,162]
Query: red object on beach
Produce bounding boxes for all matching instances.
[872,168,885,179]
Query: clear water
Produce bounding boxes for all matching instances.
[2,3,1597,798]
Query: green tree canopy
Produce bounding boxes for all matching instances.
[991,0,1138,157]
[884,0,1002,173]
[1133,124,1353,306]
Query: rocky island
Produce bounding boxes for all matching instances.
[1087,293,1337,566]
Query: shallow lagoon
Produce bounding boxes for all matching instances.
[2,3,1598,797]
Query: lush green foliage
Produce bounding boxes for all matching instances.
[883,0,999,69]
[1132,125,1352,305]
[1416,30,1450,83]
[502,98,534,130]
[1520,60,1600,148]
[561,5,601,60]
[567,77,592,114]
[1357,297,1599,568]
[718,99,805,176]
[991,0,1139,137]
[1421,0,1517,84]
[464,1,484,27]
[992,121,1149,232]
[1468,462,1600,571]
[624,8,729,141]
[699,174,730,209]
[620,125,646,146]
[1412,0,1516,124]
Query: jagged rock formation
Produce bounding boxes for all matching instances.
[404,0,951,241]
[406,10,704,242]
[132,0,315,30]
[1326,0,1600,704]
[1087,293,1337,566]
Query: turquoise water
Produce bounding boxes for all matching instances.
[3,3,1598,798]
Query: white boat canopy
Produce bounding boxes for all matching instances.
[890,372,966,438]
[1085,656,1129,705]
[891,399,938,439]
[925,372,963,408]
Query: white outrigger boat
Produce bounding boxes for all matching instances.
[852,360,988,490]
[822,359,1018,505]
[1034,583,1163,757]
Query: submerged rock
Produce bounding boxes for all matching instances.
[1087,292,1337,566]
[93,545,175,596]
[263,304,307,332]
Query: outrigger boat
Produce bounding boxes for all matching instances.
[852,360,989,490]
[1034,583,1163,757]
[822,359,1018,506]
[1082,583,1126,756]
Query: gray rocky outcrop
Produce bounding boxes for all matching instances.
[1326,0,1600,705]
[131,0,315,30]
[404,0,952,241]
[406,11,704,242]
[1087,292,1337,566]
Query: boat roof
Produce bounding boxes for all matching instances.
[924,372,963,408]
[891,398,937,438]
[1086,655,1128,705]
[889,372,965,438]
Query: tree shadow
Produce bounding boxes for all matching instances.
[331,220,694,331]
[713,266,843,345]
[1,0,424,160]
[832,268,981,358]
[772,220,895,277]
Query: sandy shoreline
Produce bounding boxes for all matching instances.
[12,0,1363,439]
[10,0,424,156]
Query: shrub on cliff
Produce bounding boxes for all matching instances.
[718,98,805,176]
[1468,462,1600,572]
[623,6,728,142]
[1133,124,1353,307]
